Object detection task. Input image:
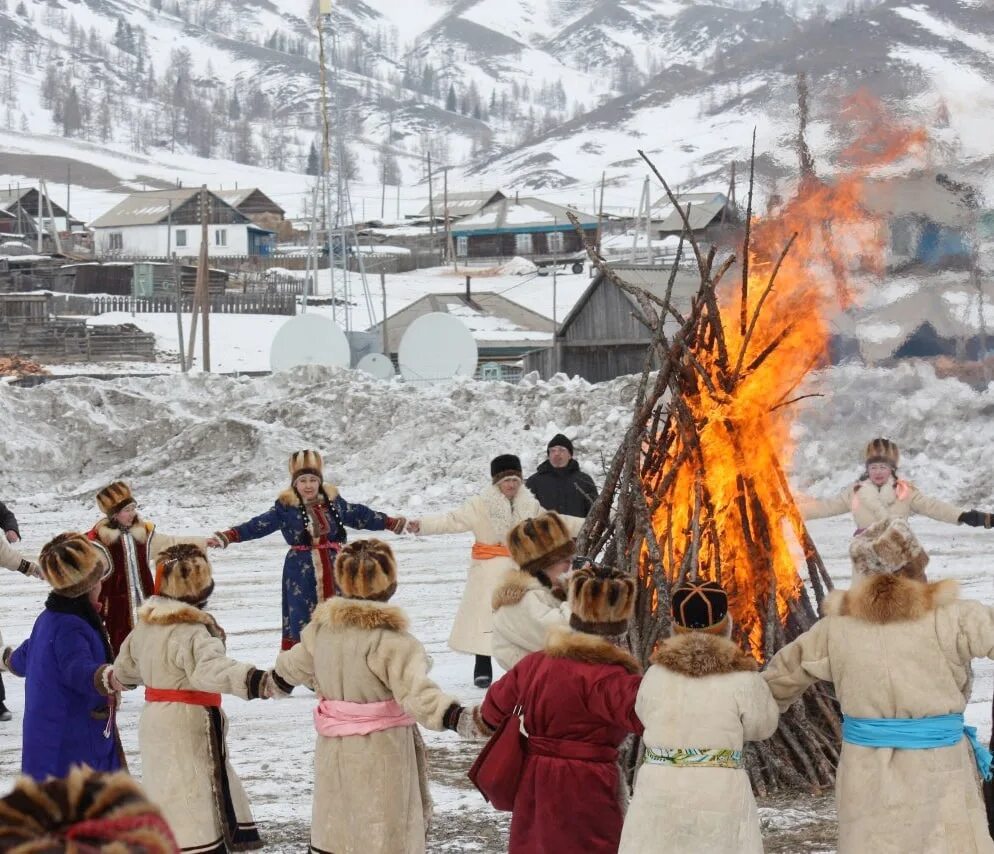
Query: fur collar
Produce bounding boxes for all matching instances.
[91,518,153,546]
[310,597,409,633]
[138,596,225,641]
[277,484,341,507]
[544,625,641,675]
[651,632,757,677]
[492,570,544,610]
[478,484,542,540]
[823,574,958,624]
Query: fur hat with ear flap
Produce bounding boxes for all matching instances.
[671,579,731,636]
[97,480,136,517]
[38,532,112,598]
[289,450,324,483]
[154,544,215,605]
[507,513,576,578]
[849,518,929,582]
[865,437,899,470]
[334,538,398,602]
[490,454,523,484]
[0,765,180,853]
[568,564,636,636]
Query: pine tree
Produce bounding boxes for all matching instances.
[62,87,82,136]
[228,91,241,121]
[445,83,456,112]
[306,140,320,176]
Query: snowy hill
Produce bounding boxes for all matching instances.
[1,0,992,220]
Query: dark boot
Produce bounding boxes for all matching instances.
[474,655,492,688]
[0,674,8,721]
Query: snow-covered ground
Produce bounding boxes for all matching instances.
[0,362,993,851]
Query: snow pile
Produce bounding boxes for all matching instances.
[498,256,539,276]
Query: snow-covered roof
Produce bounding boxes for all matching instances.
[649,192,734,233]
[213,188,285,216]
[414,189,505,219]
[453,197,597,236]
[89,189,248,229]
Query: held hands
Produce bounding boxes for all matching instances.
[206,536,223,549]
[405,519,421,535]
[959,510,993,529]
[5,530,18,544]
[260,670,292,699]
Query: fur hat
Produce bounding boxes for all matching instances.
[334,538,398,602]
[154,544,215,604]
[568,564,636,636]
[96,481,135,517]
[290,450,323,483]
[0,765,180,853]
[38,532,112,598]
[671,580,731,636]
[491,454,523,484]
[507,513,576,576]
[547,434,574,456]
[849,518,929,581]
[865,437,899,470]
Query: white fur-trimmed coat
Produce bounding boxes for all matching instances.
[800,477,964,529]
[491,570,571,670]
[418,484,581,656]
[764,575,994,854]
[619,633,778,854]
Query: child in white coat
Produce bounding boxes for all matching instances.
[619,580,779,854]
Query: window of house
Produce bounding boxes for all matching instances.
[174,229,187,247]
[547,231,564,253]
[214,228,227,247]
[456,236,468,257]
[514,232,533,254]
[108,232,123,251]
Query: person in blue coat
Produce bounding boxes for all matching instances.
[0,532,124,781]
[213,450,407,650]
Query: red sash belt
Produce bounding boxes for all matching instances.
[291,542,342,552]
[145,687,222,707]
[527,736,617,763]
[471,542,511,560]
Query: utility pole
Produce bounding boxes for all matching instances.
[380,271,388,356]
[66,165,71,235]
[36,182,43,253]
[174,253,186,372]
[427,151,435,241]
[552,264,559,375]
[199,186,210,372]
[443,166,456,270]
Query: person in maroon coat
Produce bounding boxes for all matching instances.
[480,563,644,854]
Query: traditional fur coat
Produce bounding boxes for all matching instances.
[491,570,570,671]
[88,518,207,654]
[619,633,779,854]
[764,575,994,854]
[273,597,458,854]
[800,477,964,530]
[418,485,581,656]
[481,627,643,854]
[113,597,265,854]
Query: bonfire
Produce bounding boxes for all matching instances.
[571,93,927,793]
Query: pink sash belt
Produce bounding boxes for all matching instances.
[313,698,415,737]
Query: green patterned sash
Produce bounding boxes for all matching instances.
[642,746,743,769]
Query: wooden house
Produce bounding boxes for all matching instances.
[0,187,84,236]
[413,189,505,221]
[650,192,737,239]
[452,197,598,261]
[88,189,276,259]
[214,188,288,238]
[521,263,701,383]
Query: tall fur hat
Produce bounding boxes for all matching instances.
[568,564,636,636]
[849,518,929,581]
[865,437,899,470]
[154,544,215,605]
[38,532,112,598]
[289,450,323,482]
[671,580,730,636]
[490,454,523,484]
[0,765,180,853]
[507,513,576,576]
[96,481,135,517]
[334,538,398,602]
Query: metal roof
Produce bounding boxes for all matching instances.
[368,291,554,354]
[414,189,504,219]
[453,197,598,236]
[213,188,285,215]
[89,189,247,228]
[650,192,733,233]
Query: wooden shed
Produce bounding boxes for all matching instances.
[522,263,701,383]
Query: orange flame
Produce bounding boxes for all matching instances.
[646,92,927,660]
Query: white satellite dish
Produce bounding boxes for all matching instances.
[398,312,478,384]
[357,352,396,380]
[269,313,350,373]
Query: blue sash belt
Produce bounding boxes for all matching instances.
[842,713,993,781]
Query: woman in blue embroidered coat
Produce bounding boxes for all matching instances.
[0,533,124,781]
[214,450,406,650]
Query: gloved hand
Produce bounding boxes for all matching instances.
[958,510,993,528]
[444,703,491,740]
[262,669,294,699]
[386,516,407,535]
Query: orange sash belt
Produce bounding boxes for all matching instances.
[471,542,511,560]
[145,687,222,707]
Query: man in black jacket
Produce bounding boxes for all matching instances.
[525,434,598,517]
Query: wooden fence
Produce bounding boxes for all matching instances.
[0,319,156,362]
[54,293,297,317]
